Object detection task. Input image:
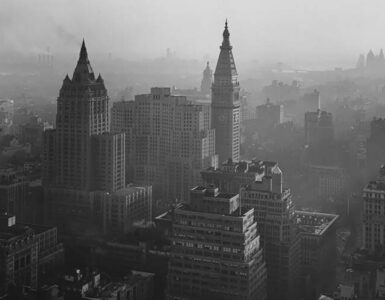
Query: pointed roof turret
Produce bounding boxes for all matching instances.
[214,20,237,80]
[203,61,212,76]
[96,73,104,82]
[221,19,231,49]
[72,39,95,83]
[63,74,71,84]
[79,39,88,60]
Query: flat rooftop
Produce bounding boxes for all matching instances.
[176,203,252,218]
[364,179,385,192]
[22,223,56,234]
[112,184,151,196]
[0,224,33,241]
[295,210,339,236]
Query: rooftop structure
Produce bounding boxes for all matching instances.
[295,210,339,236]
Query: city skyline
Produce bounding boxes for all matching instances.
[2,2,385,300]
[2,0,385,69]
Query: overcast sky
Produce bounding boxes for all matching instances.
[0,0,383,68]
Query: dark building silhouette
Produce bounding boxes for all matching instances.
[211,20,241,163]
[240,161,301,300]
[43,41,126,232]
[200,61,212,96]
[167,185,267,300]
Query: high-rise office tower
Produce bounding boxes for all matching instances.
[240,161,301,300]
[43,41,125,231]
[111,87,217,209]
[167,185,267,300]
[367,118,385,178]
[212,21,241,164]
[200,62,212,95]
[362,165,385,253]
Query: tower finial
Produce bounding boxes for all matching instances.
[222,19,230,44]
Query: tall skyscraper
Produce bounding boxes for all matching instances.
[43,41,126,231]
[240,161,301,300]
[212,21,241,164]
[200,61,212,95]
[111,87,217,209]
[167,185,267,300]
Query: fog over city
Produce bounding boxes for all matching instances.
[1,0,385,68]
[3,1,385,300]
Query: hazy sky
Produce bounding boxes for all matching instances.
[0,0,384,68]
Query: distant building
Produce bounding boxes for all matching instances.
[304,109,335,166]
[110,87,217,208]
[167,185,267,300]
[0,168,28,222]
[307,165,346,200]
[302,89,321,112]
[295,211,339,297]
[240,161,301,300]
[0,99,14,136]
[200,61,212,96]
[261,80,301,103]
[362,166,385,253]
[367,118,385,178]
[211,21,241,163]
[255,98,283,139]
[103,184,152,234]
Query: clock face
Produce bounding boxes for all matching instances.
[219,115,226,122]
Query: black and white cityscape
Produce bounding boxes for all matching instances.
[1,1,385,299]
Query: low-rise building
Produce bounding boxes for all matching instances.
[102,185,152,234]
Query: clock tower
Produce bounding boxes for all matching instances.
[211,20,240,163]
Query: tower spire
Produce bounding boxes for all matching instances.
[79,39,88,60]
